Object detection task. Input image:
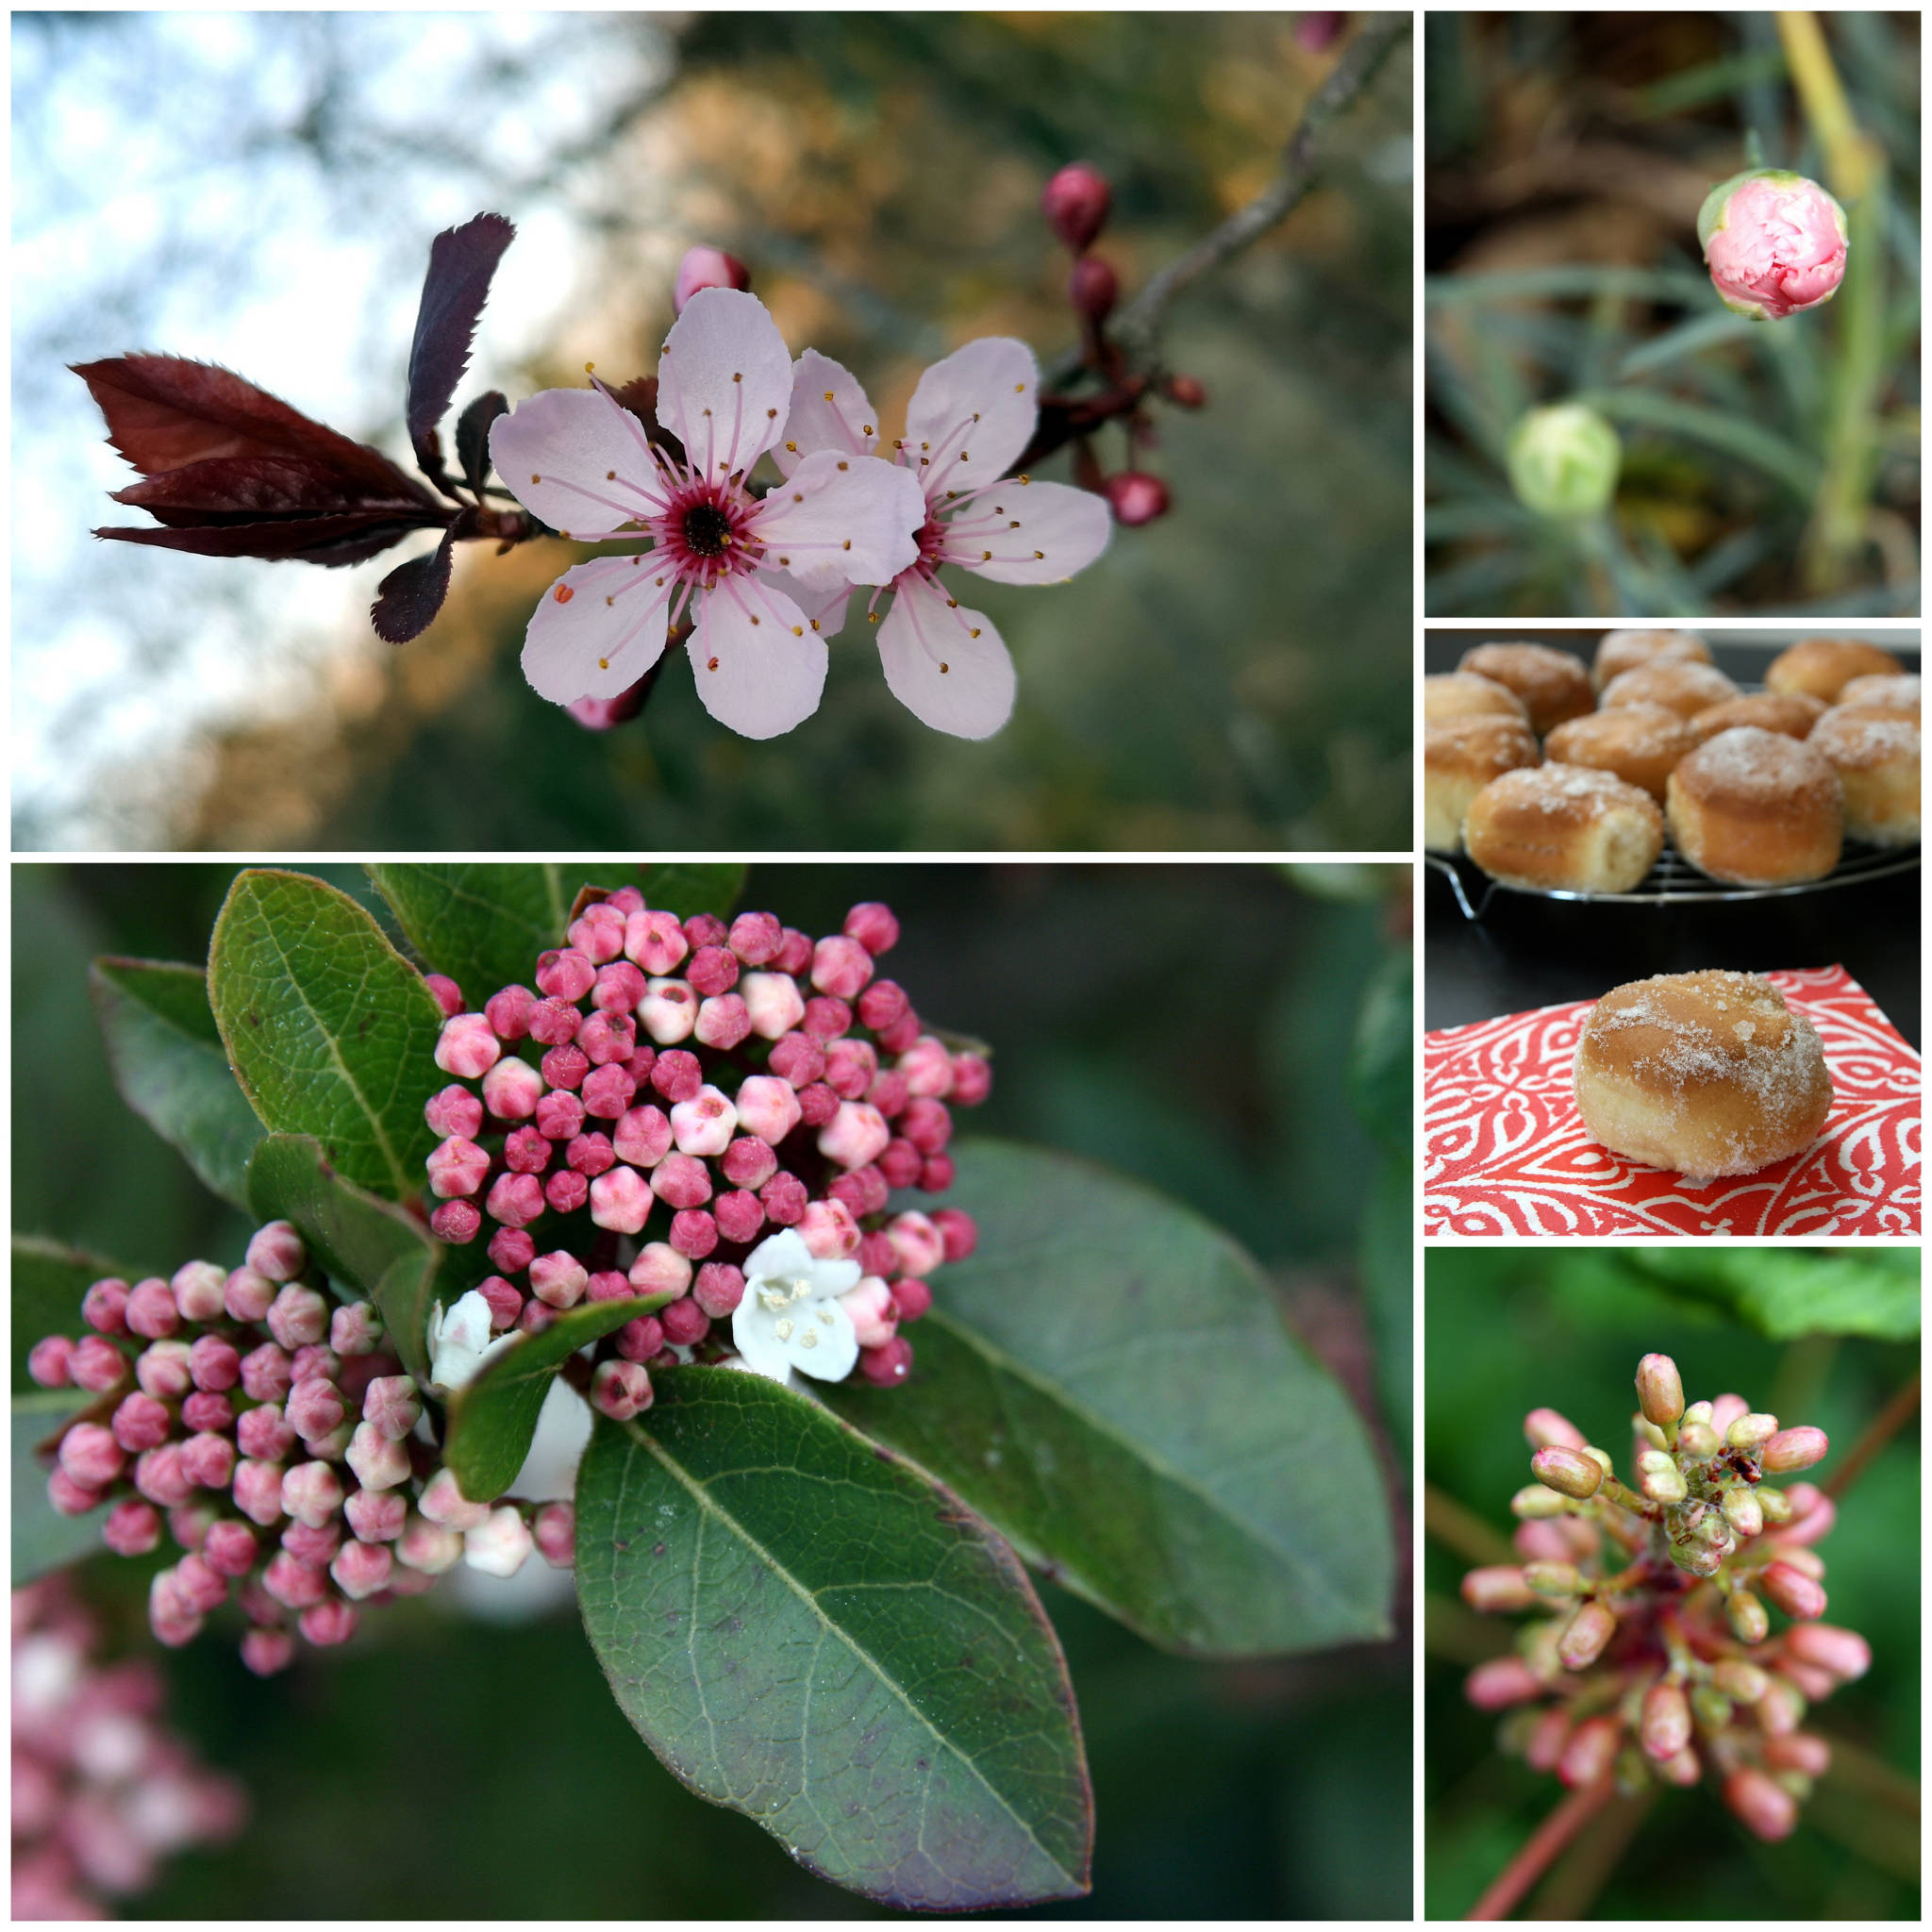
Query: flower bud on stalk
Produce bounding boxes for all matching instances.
[1634,1354,1684,1429]
[1640,1681,1691,1762]
[1761,1425,1829,1474]
[1557,1599,1617,1671]
[1531,1444,1603,1501]
[1102,473,1171,527]
[1041,162,1111,254]
[1698,169,1848,323]
[1506,403,1621,519]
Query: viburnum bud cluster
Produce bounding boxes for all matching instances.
[12,1578,245,1915]
[25,1220,578,1673]
[1461,1353,1863,1843]
[422,888,985,1393]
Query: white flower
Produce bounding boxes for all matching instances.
[425,1290,517,1391]
[775,339,1113,738]
[490,288,925,738]
[730,1227,861,1384]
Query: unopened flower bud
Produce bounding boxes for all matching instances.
[1041,161,1111,253]
[344,1422,411,1491]
[124,1277,180,1340]
[1466,1654,1543,1709]
[1675,1419,1720,1459]
[464,1505,535,1576]
[1699,169,1848,323]
[298,1599,358,1648]
[1640,1681,1691,1761]
[1523,1407,1588,1450]
[533,1500,575,1569]
[1510,1484,1569,1521]
[171,1259,228,1323]
[1783,1622,1870,1683]
[1759,1560,1827,1622]
[1523,1561,1582,1599]
[1557,1714,1620,1790]
[1761,1425,1828,1474]
[1726,1589,1771,1643]
[1764,1732,1832,1777]
[1634,1353,1684,1428]
[1723,1411,1776,1451]
[1531,1444,1603,1501]
[1507,403,1620,519]
[1068,255,1118,325]
[1635,1450,1688,1505]
[1720,1486,1764,1539]
[1103,472,1170,526]
[1724,1764,1798,1840]
[103,1497,163,1556]
[673,244,750,315]
[1557,1599,1617,1671]
[1461,1566,1538,1613]
[330,1539,394,1601]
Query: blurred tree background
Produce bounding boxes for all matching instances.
[14,859,1412,1918]
[13,12,1411,853]
[1424,1248,1920,1920]
[1424,11,1921,616]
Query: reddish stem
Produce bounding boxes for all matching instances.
[1465,1771,1617,1922]
[1824,1370,1920,1500]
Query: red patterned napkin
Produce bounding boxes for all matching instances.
[1424,966,1921,1237]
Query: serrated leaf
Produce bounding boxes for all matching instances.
[576,1370,1091,1909]
[454,390,508,493]
[365,862,582,1006]
[406,213,516,455]
[90,957,265,1209]
[824,1140,1393,1657]
[1621,1250,1920,1341]
[638,863,747,923]
[1348,950,1412,1158]
[11,1237,140,1394]
[14,1391,102,1585]
[444,1296,673,1502]
[370,526,457,644]
[208,869,444,1201]
[245,1134,453,1384]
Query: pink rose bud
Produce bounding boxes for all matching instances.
[673,243,751,314]
[26,1334,74,1388]
[246,1220,307,1283]
[1760,1560,1827,1621]
[722,1134,780,1190]
[67,1334,126,1394]
[887,1210,945,1278]
[344,1488,408,1543]
[180,1431,236,1490]
[713,1190,765,1246]
[345,1423,411,1491]
[426,1136,491,1198]
[110,1391,172,1454]
[819,1100,891,1171]
[1557,1714,1620,1791]
[659,1297,710,1349]
[841,902,898,956]
[1041,161,1110,253]
[760,1170,808,1225]
[201,1521,260,1578]
[82,1276,131,1333]
[427,1081,489,1137]
[47,1468,104,1516]
[218,1271,273,1329]
[266,1285,328,1351]
[741,971,807,1041]
[170,1259,228,1323]
[1069,254,1118,324]
[639,979,699,1045]
[136,1339,193,1401]
[669,1208,717,1259]
[59,1424,126,1490]
[570,902,628,962]
[103,1497,163,1557]
[280,1460,344,1528]
[802,1198,862,1260]
[950,1054,991,1106]
[183,1336,240,1395]
[330,1539,394,1601]
[418,1468,491,1531]
[840,1277,900,1350]
[124,1277,180,1340]
[479,1056,543,1123]
[728,909,783,964]
[591,1358,656,1422]
[1783,1622,1871,1683]
[435,1012,501,1079]
[533,1500,576,1568]
[1103,472,1171,526]
[1700,169,1849,322]
[694,993,753,1052]
[1460,1565,1537,1613]
[360,1374,423,1441]
[891,1278,932,1323]
[858,1337,914,1387]
[1724,1765,1798,1841]
[298,1600,359,1648]
[629,1242,692,1298]
[329,1302,384,1359]
[1762,1425,1828,1474]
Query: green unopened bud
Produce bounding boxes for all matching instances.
[1711,1658,1770,1704]
[1637,1449,1687,1504]
[1690,1683,1734,1730]
[1677,1419,1720,1459]
[1512,1483,1570,1521]
[1757,1486,1794,1524]
[1557,1598,1617,1671]
[1690,1513,1735,1558]
[1682,1400,1713,1427]
[1634,1353,1684,1428]
[1669,1539,1724,1578]
[1507,403,1621,519]
[1531,1445,1604,1501]
[1721,1487,1764,1539]
[1726,1412,1778,1450]
[1773,1769,1814,1803]
[1580,1445,1612,1474]
[1523,1561,1582,1598]
[1632,1415,1669,1452]
[1615,1744,1653,1796]
[1726,1589,1770,1643]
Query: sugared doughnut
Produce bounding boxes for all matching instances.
[1574,970,1833,1179]
[1457,643,1594,735]
[1462,763,1665,893]
[1424,671,1531,729]
[1835,673,1919,714]
[1592,628,1713,692]
[1424,717,1541,853]
[1764,638,1905,704]
[1600,660,1740,722]
[1807,707,1921,846]
[1686,691,1826,745]
[1665,727,1842,885]
[1543,703,1700,801]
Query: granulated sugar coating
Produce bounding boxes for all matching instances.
[1574,970,1834,1179]
[1676,726,1839,808]
[1808,708,1920,771]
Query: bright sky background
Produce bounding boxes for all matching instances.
[11,12,677,847]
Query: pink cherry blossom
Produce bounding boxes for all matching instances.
[491,289,924,737]
[775,338,1112,738]
[1702,172,1847,322]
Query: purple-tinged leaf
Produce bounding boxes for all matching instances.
[94,515,439,568]
[607,375,685,466]
[406,213,515,461]
[370,528,457,644]
[454,390,508,493]
[109,455,437,521]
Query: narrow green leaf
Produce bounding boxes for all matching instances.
[443,1296,672,1502]
[576,1369,1091,1909]
[366,862,578,1007]
[14,1390,101,1585]
[1348,951,1412,1158]
[90,958,265,1210]
[637,863,748,923]
[245,1134,455,1384]
[824,1140,1394,1657]
[208,868,444,1200]
[12,1236,136,1393]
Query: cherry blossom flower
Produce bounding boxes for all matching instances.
[491,289,924,737]
[775,338,1113,738]
[730,1228,861,1384]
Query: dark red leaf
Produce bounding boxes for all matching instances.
[370,528,458,643]
[109,455,441,522]
[406,213,516,461]
[94,513,437,568]
[73,356,434,503]
[454,390,508,493]
[607,375,685,467]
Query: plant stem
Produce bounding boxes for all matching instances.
[1466,1771,1618,1921]
[1424,1482,1519,1567]
[1522,1790,1654,1920]
[1824,1370,1920,1500]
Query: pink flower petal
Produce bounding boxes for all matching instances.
[490,387,657,541]
[758,566,851,641]
[905,337,1038,492]
[521,557,673,706]
[750,449,923,591]
[877,572,1015,740]
[656,288,792,478]
[774,349,880,478]
[948,475,1111,586]
[689,581,827,739]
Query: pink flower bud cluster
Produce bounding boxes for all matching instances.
[11,1577,245,1915]
[419,890,986,1390]
[25,1223,579,1674]
[1461,1354,1860,1842]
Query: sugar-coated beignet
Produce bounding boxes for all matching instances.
[1424,716,1541,853]
[1458,642,1594,735]
[1462,762,1664,893]
[1665,727,1842,885]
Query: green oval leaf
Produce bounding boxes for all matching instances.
[208,868,443,1200]
[14,1390,102,1585]
[576,1368,1091,1909]
[635,862,748,924]
[824,1140,1394,1657]
[90,956,266,1209]
[1619,1249,1921,1341]
[444,1296,673,1502]
[245,1133,455,1384]
[366,862,580,1008]
[12,1236,139,1393]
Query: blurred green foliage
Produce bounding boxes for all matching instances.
[1425,11,1921,616]
[1424,1247,1920,1920]
[14,859,1411,1918]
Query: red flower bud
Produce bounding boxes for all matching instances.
[1102,472,1170,526]
[1041,162,1111,254]
[1069,256,1119,325]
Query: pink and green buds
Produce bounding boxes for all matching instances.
[1698,169,1848,322]
[1530,1443,1603,1501]
[1762,1425,1829,1474]
[1634,1353,1684,1429]
[1506,403,1621,519]
[1557,1599,1617,1671]
[1639,1681,1691,1762]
